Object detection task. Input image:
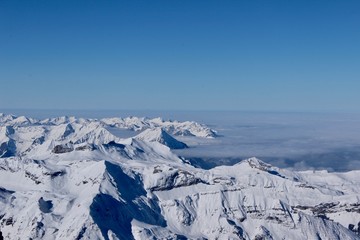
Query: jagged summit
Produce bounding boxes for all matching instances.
[101,116,218,138]
[244,157,273,170]
[134,128,188,149]
[0,113,217,138]
[0,113,16,124]
[0,114,359,239]
[0,114,36,126]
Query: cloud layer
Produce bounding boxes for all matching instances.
[174,111,360,172]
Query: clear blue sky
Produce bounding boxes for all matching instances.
[1,0,359,111]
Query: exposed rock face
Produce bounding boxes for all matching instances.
[52,144,74,154]
[75,144,96,151]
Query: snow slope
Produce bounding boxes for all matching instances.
[0,114,359,239]
[134,128,188,149]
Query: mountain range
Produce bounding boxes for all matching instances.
[0,113,359,239]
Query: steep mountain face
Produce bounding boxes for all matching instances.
[0,114,359,240]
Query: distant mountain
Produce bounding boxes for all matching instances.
[135,128,188,149]
[0,114,359,239]
[101,116,218,138]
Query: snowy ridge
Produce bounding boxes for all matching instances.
[0,114,359,239]
[101,116,218,138]
[0,114,217,138]
[134,128,188,149]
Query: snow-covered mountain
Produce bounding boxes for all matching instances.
[0,114,359,240]
[134,128,188,149]
[100,116,217,138]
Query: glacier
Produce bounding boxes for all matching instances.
[0,113,359,239]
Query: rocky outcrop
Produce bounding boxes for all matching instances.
[52,144,74,154]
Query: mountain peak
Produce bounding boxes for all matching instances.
[134,128,188,149]
[245,157,272,170]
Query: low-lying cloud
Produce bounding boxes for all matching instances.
[174,111,360,172]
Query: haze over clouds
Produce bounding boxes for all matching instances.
[174,111,360,171]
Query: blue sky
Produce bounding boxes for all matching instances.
[1,0,359,111]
